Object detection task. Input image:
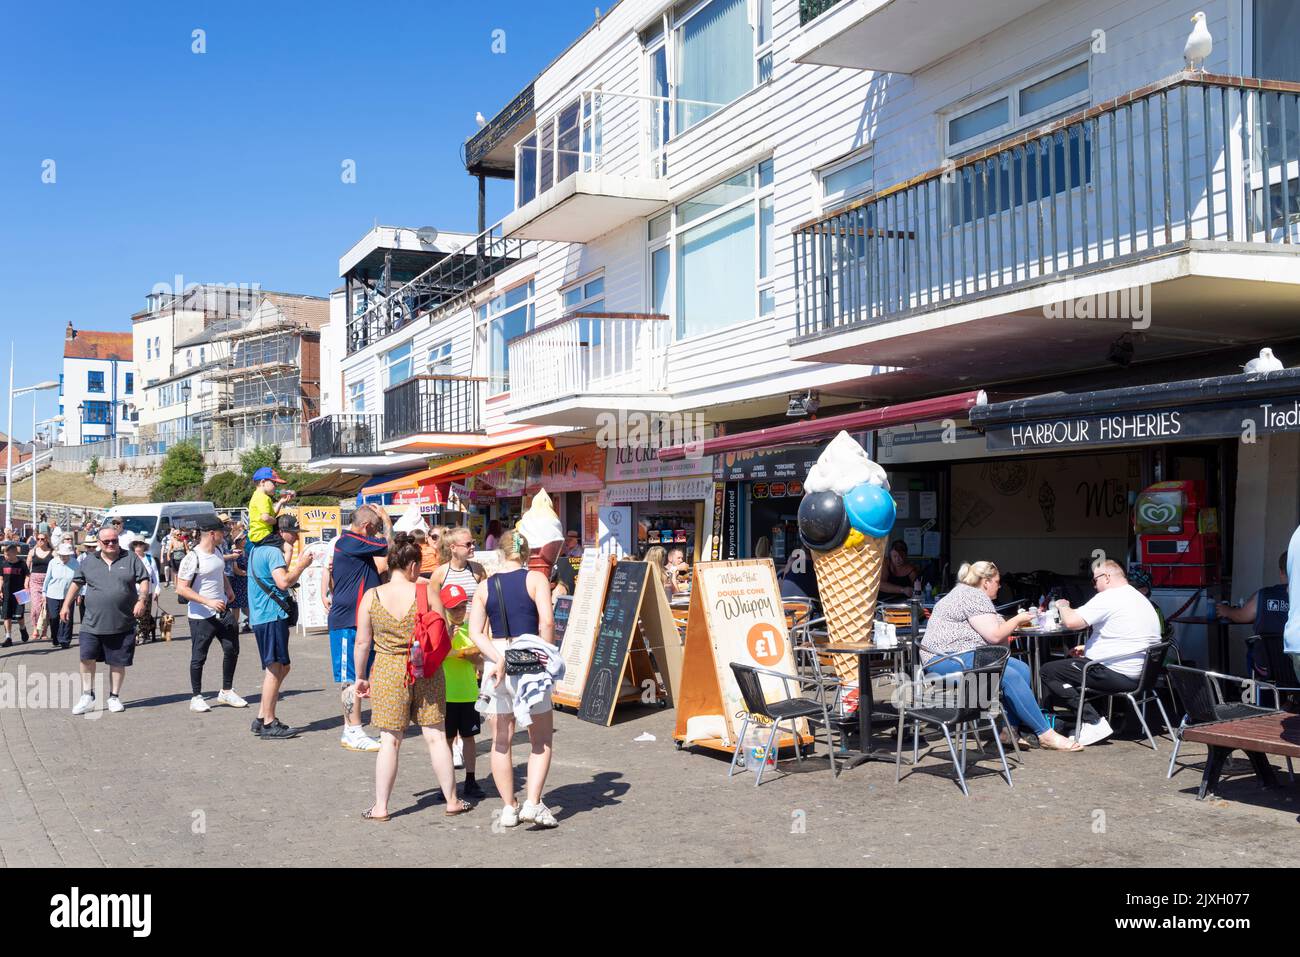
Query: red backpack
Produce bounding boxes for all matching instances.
[406,586,451,686]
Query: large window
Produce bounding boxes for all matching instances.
[642,0,772,173]
[427,339,453,373]
[82,401,111,424]
[87,370,104,393]
[478,281,536,395]
[560,274,606,315]
[818,149,874,210]
[649,159,774,339]
[517,94,603,206]
[385,340,413,389]
[1256,0,1300,81]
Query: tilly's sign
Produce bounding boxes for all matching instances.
[985,398,1300,452]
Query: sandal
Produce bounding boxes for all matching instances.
[1038,730,1083,752]
[444,801,474,817]
[362,806,390,822]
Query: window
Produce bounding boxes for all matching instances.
[477,281,536,395]
[199,347,205,366]
[819,149,874,210]
[650,159,774,339]
[153,336,160,357]
[82,401,111,424]
[642,0,770,172]
[1256,0,1300,81]
[560,274,606,315]
[186,350,193,369]
[517,93,604,206]
[385,340,413,389]
[87,371,104,393]
[125,373,134,395]
[348,381,365,413]
[427,339,453,372]
[146,339,152,360]
[945,59,1089,155]
[58,373,63,396]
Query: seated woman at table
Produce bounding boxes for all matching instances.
[880,540,919,599]
[920,561,1082,752]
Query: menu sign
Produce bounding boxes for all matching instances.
[713,432,870,482]
[578,562,648,726]
[552,595,573,646]
[553,549,611,705]
[984,397,1300,452]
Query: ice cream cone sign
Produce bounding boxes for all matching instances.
[519,488,565,575]
[797,431,897,650]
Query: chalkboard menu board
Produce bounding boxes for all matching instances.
[578,562,648,725]
[552,595,573,646]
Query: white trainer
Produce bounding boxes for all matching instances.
[106,696,125,713]
[190,695,212,713]
[452,737,464,769]
[71,693,95,716]
[216,690,248,708]
[519,801,558,828]
[498,803,521,828]
[1077,717,1113,746]
[340,726,380,752]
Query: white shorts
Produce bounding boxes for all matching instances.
[478,639,553,717]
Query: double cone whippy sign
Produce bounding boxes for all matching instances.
[986,398,1300,452]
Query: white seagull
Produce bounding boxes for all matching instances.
[1184,11,1212,72]
[475,111,487,128]
[1244,347,1284,374]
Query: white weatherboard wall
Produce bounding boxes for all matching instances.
[60,356,136,445]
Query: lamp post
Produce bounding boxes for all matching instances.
[181,381,192,442]
[33,414,63,532]
[5,360,59,533]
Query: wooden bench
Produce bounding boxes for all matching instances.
[1180,711,1300,800]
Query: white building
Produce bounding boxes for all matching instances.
[60,323,136,445]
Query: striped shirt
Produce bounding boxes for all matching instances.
[438,563,482,601]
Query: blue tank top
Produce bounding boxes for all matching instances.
[1255,583,1289,638]
[486,568,540,639]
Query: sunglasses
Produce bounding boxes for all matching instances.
[1093,573,1110,584]
[100,538,120,546]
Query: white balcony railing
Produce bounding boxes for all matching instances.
[514,90,724,207]
[506,313,669,410]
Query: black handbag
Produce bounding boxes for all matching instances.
[496,575,544,676]
[253,567,298,627]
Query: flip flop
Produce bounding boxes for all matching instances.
[362,807,390,822]
[444,801,474,817]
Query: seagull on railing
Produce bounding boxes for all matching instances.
[1243,347,1284,374]
[1184,11,1212,73]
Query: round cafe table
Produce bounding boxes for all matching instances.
[1010,624,1090,699]
[823,641,910,767]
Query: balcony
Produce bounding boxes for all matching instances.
[502,90,719,243]
[309,414,382,459]
[345,221,533,356]
[791,73,1300,392]
[792,0,1054,73]
[505,313,670,426]
[382,376,486,453]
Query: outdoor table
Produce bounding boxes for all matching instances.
[1180,711,1300,800]
[824,641,909,767]
[1010,624,1089,699]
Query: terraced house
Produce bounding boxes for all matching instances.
[316,0,1300,674]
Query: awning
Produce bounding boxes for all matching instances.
[364,438,553,496]
[294,470,370,499]
[658,390,987,462]
[970,369,1300,453]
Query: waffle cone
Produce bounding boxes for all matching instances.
[812,535,887,682]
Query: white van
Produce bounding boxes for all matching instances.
[100,502,221,563]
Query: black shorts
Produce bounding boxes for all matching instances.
[445,700,481,738]
[253,618,291,668]
[79,631,136,667]
[2,594,22,622]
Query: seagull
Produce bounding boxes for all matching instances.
[1244,347,1284,374]
[1184,11,1212,73]
[475,111,487,128]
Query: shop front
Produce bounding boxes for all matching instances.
[602,445,713,562]
[524,443,606,545]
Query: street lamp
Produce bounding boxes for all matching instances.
[181,381,192,439]
[32,413,63,532]
[4,345,58,533]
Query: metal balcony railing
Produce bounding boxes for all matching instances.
[309,414,382,460]
[382,376,485,443]
[799,0,843,26]
[793,72,1300,341]
[346,221,533,356]
[506,313,669,409]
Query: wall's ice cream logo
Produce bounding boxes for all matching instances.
[1138,501,1178,527]
[796,432,897,656]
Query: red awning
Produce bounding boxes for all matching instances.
[658,390,987,461]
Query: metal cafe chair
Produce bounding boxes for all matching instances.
[727,663,844,787]
[1243,634,1300,710]
[895,645,1014,796]
[1165,664,1294,782]
[1064,641,1173,750]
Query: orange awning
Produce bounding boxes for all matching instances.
[364,438,553,496]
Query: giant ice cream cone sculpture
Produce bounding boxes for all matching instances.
[518,488,565,575]
[798,432,896,681]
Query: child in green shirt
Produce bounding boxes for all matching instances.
[439,583,484,800]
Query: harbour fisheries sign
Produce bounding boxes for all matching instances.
[986,397,1300,452]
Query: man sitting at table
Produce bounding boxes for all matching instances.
[1047,560,1162,746]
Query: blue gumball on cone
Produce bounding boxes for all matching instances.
[844,483,896,539]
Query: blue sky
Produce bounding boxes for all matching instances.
[0,0,600,436]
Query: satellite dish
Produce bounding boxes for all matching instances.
[416,226,439,246]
